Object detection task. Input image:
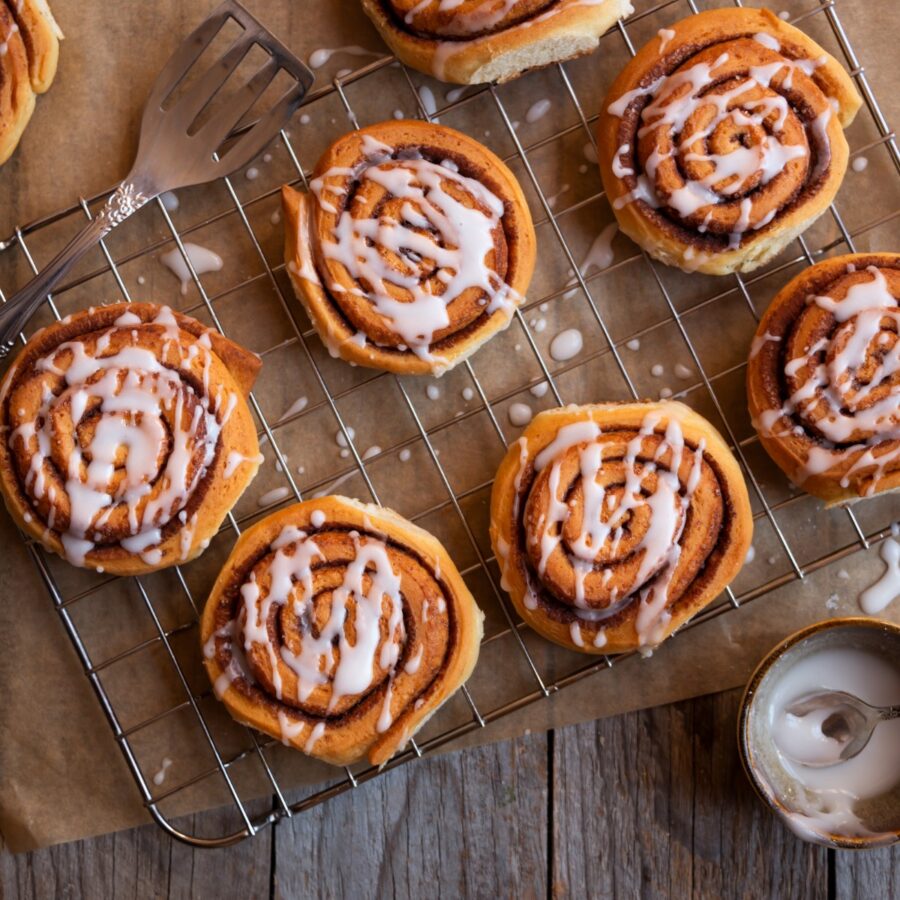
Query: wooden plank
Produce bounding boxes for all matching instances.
[0,833,115,899]
[165,803,272,900]
[552,689,830,899]
[0,802,273,899]
[687,691,827,900]
[551,697,694,897]
[835,847,900,899]
[273,733,548,900]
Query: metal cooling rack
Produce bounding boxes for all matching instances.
[1,0,898,848]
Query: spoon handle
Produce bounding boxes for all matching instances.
[879,705,900,721]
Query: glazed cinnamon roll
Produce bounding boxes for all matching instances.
[201,496,483,766]
[0,303,261,574]
[748,254,900,505]
[360,0,633,85]
[597,8,861,275]
[0,0,62,165]
[283,120,535,376]
[490,402,752,654]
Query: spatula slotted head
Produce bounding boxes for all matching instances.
[132,0,314,192]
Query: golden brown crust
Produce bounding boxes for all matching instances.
[0,303,261,575]
[490,401,752,654]
[283,119,535,376]
[0,0,61,164]
[597,8,862,276]
[201,496,484,767]
[361,0,633,85]
[747,253,900,505]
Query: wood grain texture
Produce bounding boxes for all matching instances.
[273,732,548,900]
[4,691,899,898]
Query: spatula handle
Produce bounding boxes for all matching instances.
[0,182,152,356]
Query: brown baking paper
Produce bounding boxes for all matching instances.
[1,0,899,852]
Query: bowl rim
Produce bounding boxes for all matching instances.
[737,616,900,850]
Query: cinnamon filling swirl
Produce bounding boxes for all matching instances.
[203,499,483,766]
[748,254,900,502]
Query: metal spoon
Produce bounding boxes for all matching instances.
[785,689,900,767]
[0,0,313,355]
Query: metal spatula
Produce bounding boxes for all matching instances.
[0,0,313,355]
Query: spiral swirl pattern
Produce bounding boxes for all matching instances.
[283,120,535,375]
[748,254,900,504]
[0,303,261,573]
[202,498,483,766]
[490,403,752,654]
[598,8,861,275]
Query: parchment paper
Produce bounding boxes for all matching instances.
[0,0,898,852]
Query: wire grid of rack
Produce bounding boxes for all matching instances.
[1,0,898,848]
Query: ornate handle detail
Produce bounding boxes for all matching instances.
[0,181,153,356]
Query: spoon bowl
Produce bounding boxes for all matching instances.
[783,688,899,767]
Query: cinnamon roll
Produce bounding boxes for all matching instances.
[597,8,861,275]
[490,401,752,654]
[0,0,62,165]
[201,496,483,766]
[282,119,536,376]
[0,303,261,574]
[748,254,900,505]
[360,0,633,85]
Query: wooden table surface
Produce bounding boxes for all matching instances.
[2,688,897,898]
[0,0,898,896]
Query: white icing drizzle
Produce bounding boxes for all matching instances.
[277,711,306,746]
[756,267,900,492]
[606,42,833,242]
[310,140,520,362]
[213,523,451,749]
[859,539,900,614]
[579,223,618,276]
[308,46,381,69]
[257,486,291,508]
[657,28,676,55]
[224,451,263,479]
[277,395,308,423]
[750,330,782,358]
[531,412,707,648]
[8,307,230,567]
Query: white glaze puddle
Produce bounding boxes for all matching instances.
[859,539,900,614]
[579,223,618,275]
[308,46,381,69]
[549,328,583,362]
[766,645,900,841]
[508,402,532,427]
[160,243,223,295]
[418,85,439,122]
[258,486,291,508]
[277,395,308,423]
[152,757,173,787]
[525,98,552,124]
